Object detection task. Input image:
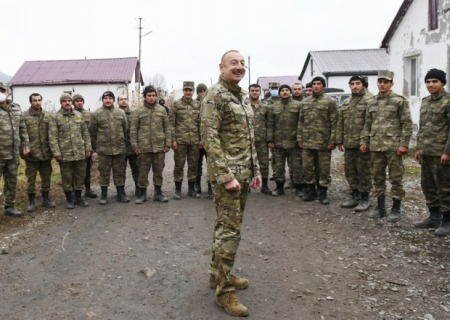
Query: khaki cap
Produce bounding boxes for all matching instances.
[378,70,394,81]
[183,81,195,89]
[268,82,280,88]
[0,82,9,90]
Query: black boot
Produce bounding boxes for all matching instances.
[269,174,276,181]
[4,206,22,217]
[187,181,200,198]
[261,178,272,195]
[435,211,450,237]
[99,186,108,205]
[302,184,317,201]
[355,192,370,212]
[206,182,213,200]
[194,177,201,193]
[272,181,285,196]
[369,197,387,218]
[134,182,139,196]
[135,187,147,204]
[153,185,168,202]
[295,184,305,198]
[319,186,330,205]
[116,186,130,203]
[74,190,88,207]
[64,191,75,209]
[27,193,36,212]
[285,176,295,189]
[414,206,442,229]
[387,198,402,223]
[42,191,55,208]
[84,183,97,198]
[341,189,360,208]
[173,181,182,200]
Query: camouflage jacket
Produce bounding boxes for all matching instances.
[250,100,269,143]
[0,101,29,160]
[292,95,304,102]
[267,97,301,149]
[130,102,171,153]
[297,92,339,150]
[417,89,450,156]
[336,91,371,149]
[23,107,52,161]
[200,77,260,184]
[361,91,413,152]
[264,95,280,107]
[123,107,134,156]
[169,97,201,144]
[90,106,127,155]
[49,108,92,162]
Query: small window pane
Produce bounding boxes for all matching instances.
[411,58,417,96]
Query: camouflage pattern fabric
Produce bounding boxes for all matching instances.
[303,149,332,187]
[274,147,303,183]
[0,102,29,160]
[85,157,93,185]
[255,141,269,178]
[267,97,301,149]
[197,148,207,178]
[137,152,165,188]
[343,148,372,192]
[173,144,199,182]
[371,151,405,200]
[250,101,269,143]
[97,154,126,187]
[23,107,52,161]
[0,159,19,206]
[125,154,139,183]
[170,97,201,145]
[124,108,135,156]
[264,95,280,108]
[59,160,87,192]
[90,106,127,155]
[421,155,450,211]
[25,160,52,193]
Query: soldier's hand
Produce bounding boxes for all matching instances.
[134,149,141,155]
[224,179,241,192]
[23,149,30,157]
[337,144,344,152]
[172,141,178,150]
[298,141,303,148]
[414,151,421,163]
[397,146,408,156]
[55,155,62,162]
[86,151,92,158]
[199,141,203,149]
[164,147,170,153]
[360,144,368,153]
[327,144,336,150]
[250,175,262,191]
[268,143,274,149]
[441,153,450,165]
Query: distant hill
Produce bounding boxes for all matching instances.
[0,71,11,83]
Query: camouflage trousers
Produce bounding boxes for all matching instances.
[84,157,93,186]
[173,144,199,182]
[421,155,450,211]
[0,158,19,207]
[371,151,405,200]
[98,154,126,187]
[255,141,270,178]
[25,160,52,193]
[303,149,332,187]
[59,160,87,192]
[125,154,139,183]
[274,147,303,184]
[197,147,207,177]
[344,148,372,192]
[137,152,165,188]
[209,180,250,296]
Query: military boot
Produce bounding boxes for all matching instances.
[260,178,272,195]
[206,182,213,200]
[295,183,306,198]
[187,181,200,198]
[369,197,387,218]
[271,181,285,196]
[215,291,249,317]
[209,274,249,290]
[341,189,360,208]
[387,199,402,223]
[319,186,330,205]
[302,184,316,201]
[74,190,88,207]
[194,176,201,193]
[435,211,450,237]
[99,186,108,205]
[84,183,97,198]
[4,206,22,217]
[153,185,168,203]
[270,173,276,181]
[27,193,36,212]
[135,187,147,204]
[134,182,139,196]
[116,186,130,203]
[173,181,182,200]
[42,191,55,208]
[414,206,442,229]
[285,175,295,189]
[355,192,370,212]
[64,191,75,209]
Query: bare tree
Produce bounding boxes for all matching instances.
[147,73,167,92]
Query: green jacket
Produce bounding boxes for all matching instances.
[267,97,301,149]
[0,101,29,160]
[250,100,269,143]
[130,102,171,153]
[123,107,135,156]
[417,89,450,156]
[90,106,127,155]
[23,107,52,161]
[169,97,201,144]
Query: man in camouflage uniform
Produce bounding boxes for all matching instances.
[202,50,261,317]
[118,94,139,195]
[267,84,304,197]
[49,93,92,209]
[336,76,372,212]
[91,91,128,205]
[297,76,339,205]
[0,82,30,217]
[292,83,304,102]
[73,93,97,199]
[131,86,171,204]
[170,81,201,200]
[23,93,55,212]
[414,69,450,236]
[361,71,413,222]
[265,82,281,182]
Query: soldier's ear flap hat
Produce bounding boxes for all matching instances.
[72,93,84,102]
[311,76,326,87]
[102,91,115,101]
[278,84,292,94]
[60,93,72,103]
[425,69,447,85]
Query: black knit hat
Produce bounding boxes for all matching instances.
[312,76,326,87]
[102,91,115,101]
[348,75,367,87]
[278,84,292,95]
[425,69,447,85]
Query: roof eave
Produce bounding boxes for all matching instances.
[380,0,414,48]
[322,71,380,77]
[10,80,129,87]
[298,53,312,80]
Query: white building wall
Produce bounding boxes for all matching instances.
[301,57,325,86]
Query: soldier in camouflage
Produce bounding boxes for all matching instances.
[361,71,413,222]
[23,93,55,212]
[305,82,313,97]
[265,82,281,181]
[130,86,171,204]
[336,76,373,212]
[414,69,450,236]
[292,83,304,102]
[49,93,92,209]
[118,94,139,196]
[0,82,30,217]
[91,91,128,205]
[267,84,304,197]
[297,76,339,205]
[170,81,201,200]
[73,93,97,199]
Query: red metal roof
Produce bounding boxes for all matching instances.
[10,57,142,86]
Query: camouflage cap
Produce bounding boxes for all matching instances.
[0,82,9,91]
[378,70,394,81]
[60,93,72,103]
[72,93,84,102]
[183,81,195,89]
[268,82,280,88]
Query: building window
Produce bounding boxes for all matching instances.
[429,0,439,30]
[407,57,420,97]
[310,59,314,77]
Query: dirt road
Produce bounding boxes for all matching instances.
[1,151,449,319]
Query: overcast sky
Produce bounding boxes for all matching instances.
[0,0,404,91]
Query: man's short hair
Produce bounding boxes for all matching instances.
[143,86,157,96]
[306,82,312,89]
[249,84,261,90]
[292,82,303,89]
[221,50,240,64]
[29,93,42,103]
[312,77,326,87]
